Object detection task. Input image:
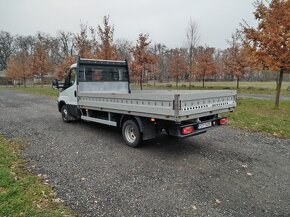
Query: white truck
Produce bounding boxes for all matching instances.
[52,57,237,147]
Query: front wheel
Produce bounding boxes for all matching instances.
[122,120,142,147]
[61,105,72,123]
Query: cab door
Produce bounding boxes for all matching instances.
[59,68,77,106]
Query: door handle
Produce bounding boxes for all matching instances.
[74,91,77,97]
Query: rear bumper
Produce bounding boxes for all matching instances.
[168,117,227,138]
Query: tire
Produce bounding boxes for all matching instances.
[61,105,72,123]
[122,120,142,147]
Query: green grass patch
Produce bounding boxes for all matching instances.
[136,81,290,96]
[0,136,74,217]
[226,98,290,138]
[0,86,59,98]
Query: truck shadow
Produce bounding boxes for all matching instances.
[75,120,206,156]
[70,120,257,166]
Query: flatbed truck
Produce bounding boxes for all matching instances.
[52,58,236,147]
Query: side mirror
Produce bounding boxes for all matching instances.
[52,79,59,89]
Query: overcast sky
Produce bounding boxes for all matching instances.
[0,0,256,49]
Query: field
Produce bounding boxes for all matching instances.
[1,81,290,138]
[226,98,290,138]
[140,81,290,96]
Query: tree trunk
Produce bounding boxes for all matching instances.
[140,73,143,90]
[202,72,205,88]
[275,69,284,108]
[237,76,240,89]
[24,77,26,88]
[189,68,192,89]
[176,76,178,87]
[41,74,44,87]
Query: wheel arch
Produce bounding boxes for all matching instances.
[120,115,157,141]
[120,115,143,132]
[58,100,66,112]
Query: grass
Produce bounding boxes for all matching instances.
[0,136,74,217]
[138,81,290,96]
[226,98,290,138]
[0,85,59,98]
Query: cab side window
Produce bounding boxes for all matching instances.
[70,69,76,86]
[63,68,76,90]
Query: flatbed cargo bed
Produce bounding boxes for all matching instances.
[77,89,236,123]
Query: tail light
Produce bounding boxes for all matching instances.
[181,126,193,135]
[219,117,228,125]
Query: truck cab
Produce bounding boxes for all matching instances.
[54,58,130,122]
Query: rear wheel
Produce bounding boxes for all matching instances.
[61,105,72,123]
[122,120,142,147]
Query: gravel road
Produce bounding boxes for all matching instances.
[0,90,289,217]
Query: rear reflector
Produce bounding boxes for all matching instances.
[181,126,193,135]
[219,118,228,125]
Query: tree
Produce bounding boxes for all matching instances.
[223,32,250,89]
[96,15,118,60]
[57,31,75,57]
[116,39,132,61]
[195,47,218,88]
[74,23,96,58]
[5,51,31,87]
[130,33,154,90]
[168,48,187,87]
[15,51,31,87]
[15,35,35,55]
[147,51,160,86]
[5,57,18,86]
[55,55,75,79]
[30,42,52,87]
[0,31,16,70]
[154,43,168,82]
[186,18,200,89]
[241,0,290,108]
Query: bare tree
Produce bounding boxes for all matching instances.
[0,31,16,70]
[57,31,75,57]
[186,18,200,88]
[116,39,132,61]
[15,35,35,55]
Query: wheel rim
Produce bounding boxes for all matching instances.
[62,108,68,120]
[124,125,136,144]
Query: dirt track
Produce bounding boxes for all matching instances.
[0,90,289,217]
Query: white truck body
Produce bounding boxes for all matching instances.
[54,58,237,147]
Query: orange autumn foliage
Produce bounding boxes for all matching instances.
[195,47,218,88]
[241,0,290,107]
[55,55,76,80]
[5,50,31,87]
[30,43,52,86]
[130,33,154,89]
[96,15,118,60]
[168,48,187,87]
[223,32,251,89]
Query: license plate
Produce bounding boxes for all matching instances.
[197,121,212,129]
